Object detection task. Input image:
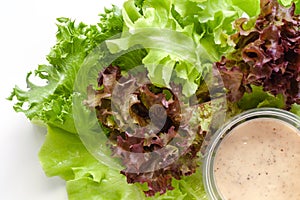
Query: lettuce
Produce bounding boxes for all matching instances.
[279,0,300,14]
[290,103,300,117]
[83,65,208,196]
[215,0,300,109]
[237,85,286,110]
[9,0,299,200]
[40,125,207,200]
[108,0,253,97]
[39,125,144,200]
[8,6,123,134]
[9,2,210,198]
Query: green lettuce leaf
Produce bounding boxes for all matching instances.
[237,85,286,110]
[290,104,300,117]
[40,125,207,200]
[232,0,260,17]
[107,0,255,97]
[149,169,207,200]
[8,6,123,134]
[279,0,300,14]
[39,125,144,200]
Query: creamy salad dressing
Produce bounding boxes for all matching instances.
[213,118,300,200]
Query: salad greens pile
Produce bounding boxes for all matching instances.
[215,0,300,109]
[84,65,208,196]
[8,0,300,199]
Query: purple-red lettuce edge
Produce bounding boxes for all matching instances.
[215,0,300,109]
[85,66,207,196]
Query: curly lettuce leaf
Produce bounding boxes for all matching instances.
[107,0,260,97]
[237,85,286,110]
[149,169,207,200]
[215,0,300,108]
[8,6,123,134]
[40,125,207,200]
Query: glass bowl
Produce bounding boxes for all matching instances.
[203,108,300,200]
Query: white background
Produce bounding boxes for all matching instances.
[0,0,124,199]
